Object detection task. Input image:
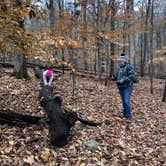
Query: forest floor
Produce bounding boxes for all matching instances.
[0,67,166,166]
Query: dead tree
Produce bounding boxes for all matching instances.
[39,85,99,147]
[36,62,100,147]
[0,110,40,126]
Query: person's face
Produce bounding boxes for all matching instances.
[118,61,125,67]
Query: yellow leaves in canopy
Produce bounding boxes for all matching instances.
[39,39,55,48]
[17,7,30,20]
[52,36,80,49]
[155,46,166,54]
[55,59,75,69]
[147,57,166,65]
[54,36,66,47]
[66,38,80,49]
[33,32,42,41]
[0,0,13,3]
[114,13,137,23]
[39,41,46,48]
[0,41,7,49]
[37,33,66,48]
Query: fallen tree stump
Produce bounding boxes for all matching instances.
[39,85,100,147]
[35,66,100,147]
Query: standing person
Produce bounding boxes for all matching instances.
[43,69,54,86]
[113,53,135,119]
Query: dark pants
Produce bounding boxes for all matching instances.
[118,85,133,119]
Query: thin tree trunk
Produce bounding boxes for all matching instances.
[142,0,151,76]
[49,0,55,35]
[150,0,154,94]
[126,0,135,64]
[97,0,102,81]
[68,48,76,96]
[122,0,126,53]
[140,9,144,76]
[82,1,88,71]
[107,0,116,79]
[57,0,65,74]
[162,82,166,102]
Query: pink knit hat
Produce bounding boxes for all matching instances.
[46,70,53,77]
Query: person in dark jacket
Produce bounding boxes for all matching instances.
[113,53,135,119]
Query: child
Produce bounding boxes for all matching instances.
[43,69,54,86]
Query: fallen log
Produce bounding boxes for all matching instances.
[0,110,41,126]
[39,85,100,147]
[0,61,70,73]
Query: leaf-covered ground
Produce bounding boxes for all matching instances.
[0,68,166,166]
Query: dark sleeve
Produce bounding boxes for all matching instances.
[123,64,135,82]
[112,70,118,81]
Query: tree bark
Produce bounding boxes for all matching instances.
[162,82,166,102]
[0,110,40,126]
[39,85,99,147]
[150,0,154,94]
[12,54,29,79]
[12,0,29,79]
[109,0,116,78]
[126,0,135,65]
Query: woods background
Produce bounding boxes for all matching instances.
[0,0,166,83]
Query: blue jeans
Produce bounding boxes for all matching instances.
[118,86,133,119]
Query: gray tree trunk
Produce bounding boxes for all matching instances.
[109,0,116,78]
[13,54,29,79]
[13,1,29,79]
[162,82,166,102]
[150,0,154,94]
[126,0,135,65]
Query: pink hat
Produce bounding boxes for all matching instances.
[46,70,53,77]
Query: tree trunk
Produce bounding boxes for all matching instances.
[109,0,116,78]
[39,85,99,147]
[68,48,76,96]
[12,1,29,79]
[97,0,102,81]
[162,82,166,102]
[150,0,154,94]
[82,1,88,71]
[126,0,135,65]
[142,0,151,76]
[49,0,59,35]
[13,54,29,79]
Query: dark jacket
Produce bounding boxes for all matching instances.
[114,63,135,88]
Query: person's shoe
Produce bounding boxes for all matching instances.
[125,118,132,123]
[131,118,144,123]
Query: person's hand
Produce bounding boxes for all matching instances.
[119,79,124,83]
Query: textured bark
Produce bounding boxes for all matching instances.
[0,110,40,126]
[150,0,154,94]
[39,84,99,147]
[13,55,29,79]
[162,82,166,102]
[109,0,116,78]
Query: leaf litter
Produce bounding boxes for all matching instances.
[0,68,166,165]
